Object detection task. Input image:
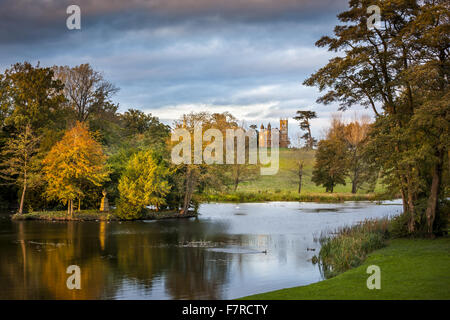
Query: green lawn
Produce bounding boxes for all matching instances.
[240,237,450,300]
[204,148,389,202]
[237,148,386,194]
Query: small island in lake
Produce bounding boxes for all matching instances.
[11,209,197,222]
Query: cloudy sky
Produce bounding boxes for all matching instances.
[0,0,371,143]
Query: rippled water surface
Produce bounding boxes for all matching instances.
[0,201,402,299]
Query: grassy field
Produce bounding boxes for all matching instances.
[239,148,385,193]
[241,237,450,300]
[204,148,389,202]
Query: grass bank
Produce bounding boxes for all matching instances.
[241,237,450,300]
[317,218,391,278]
[11,209,197,221]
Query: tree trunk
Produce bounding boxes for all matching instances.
[19,181,27,215]
[351,149,358,194]
[181,167,194,214]
[406,178,416,233]
[78,198,81,212]
[394,148,408,218]
[233,166,240,192]
[298,162,303,194]
[400,186,407,216]
[307,126,313,149]
[426,155,443,235]
[351,167,358,194]
[181,186,192,215]
[399,172,415,233]
[351,180,357,194]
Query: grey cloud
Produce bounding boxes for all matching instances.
[0,0,347,45]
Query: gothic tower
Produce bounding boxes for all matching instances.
[279,119,290,148]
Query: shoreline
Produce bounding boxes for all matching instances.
[201,192,394,203]
[8,195,397,221]
[11,209,198,222]
[239,237,450,300]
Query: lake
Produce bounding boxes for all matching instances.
[0,201,402,299]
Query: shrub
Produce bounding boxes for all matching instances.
[115,199,143,220]
[389,199,449,238]
[435,199,449,236]
[317,218,390,279]
[389,212,410,238]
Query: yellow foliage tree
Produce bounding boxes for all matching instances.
[117,150,171,219]
[42,122,109,216]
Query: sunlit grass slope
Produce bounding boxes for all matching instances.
[204,148,387,202]
[241,237,450,300]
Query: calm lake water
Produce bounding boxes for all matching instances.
[0,201,402,300]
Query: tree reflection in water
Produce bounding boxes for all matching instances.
[0,218,229,299]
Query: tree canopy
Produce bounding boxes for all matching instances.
[117,150,171,219]
[305,0,449,234]
[42,122,110,216]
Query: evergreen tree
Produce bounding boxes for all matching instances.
[294,110,317,149]
[117,150,171,219]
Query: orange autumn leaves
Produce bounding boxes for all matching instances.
[42,122,109,215]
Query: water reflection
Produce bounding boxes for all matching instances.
[0,201,402,299]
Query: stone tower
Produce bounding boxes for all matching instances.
[266,123,272,147]
[279,119,290,148]
[258,124,269,148]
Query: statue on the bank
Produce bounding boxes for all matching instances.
[100,190,109,212]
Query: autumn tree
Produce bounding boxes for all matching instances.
[172,112,215,214]
[294,110,317,149]
[290,135,314,194]
[211,115,259,192]
[312,118,348,192]
[344,115,378,193]
[0,124,40,214]
[117,150,171,219]
[42,122,109,216]
[53,64,118,122]
[304,0,449,234]
[171,112,238,214]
